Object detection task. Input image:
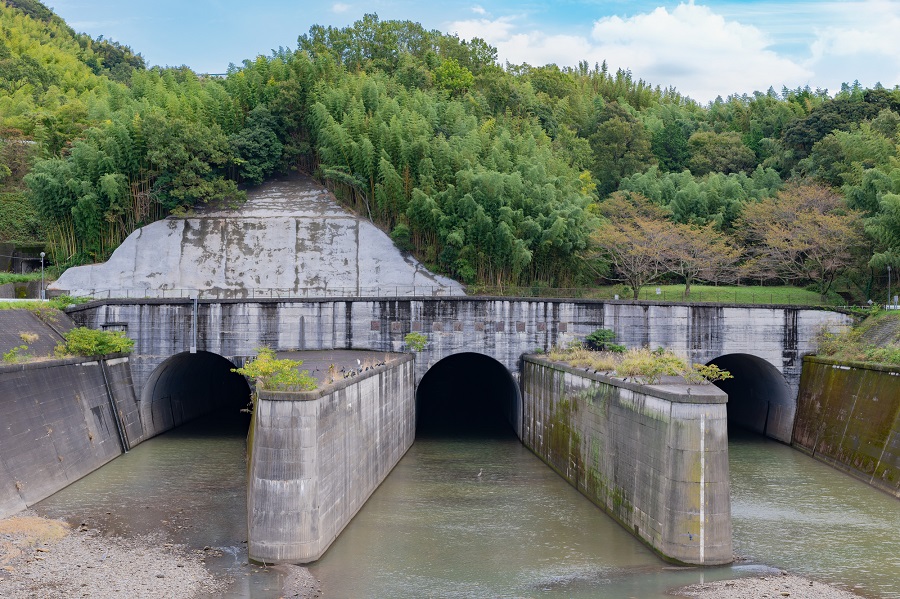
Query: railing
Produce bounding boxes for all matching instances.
[63,286,468,300]
[59,285,859,308]
[467,286,851,307]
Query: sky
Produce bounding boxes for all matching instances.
[47,0,900,103]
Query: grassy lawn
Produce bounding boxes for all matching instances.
[469,283,847,306]
[625,284,842,306]
[818,310,900,365]
[0,272,44,285]
[0,296,86,310]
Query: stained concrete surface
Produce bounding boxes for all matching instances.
[522,356,732,565]
[249,353,415,563]
[0,309,74,358]
[51,176,463,297]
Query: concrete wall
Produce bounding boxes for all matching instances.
[0,355,136,518]
[521,356,732,565]
[793,356,900,498]
[248,354,415,564]
[0,281,42,299]
[67,298,852,398]
[51,176,462,298]
[0,309,70,357]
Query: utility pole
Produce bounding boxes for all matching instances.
[40,252,45,300]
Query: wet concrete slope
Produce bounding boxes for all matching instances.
[0,355,137,518]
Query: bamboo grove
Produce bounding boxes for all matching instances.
[2,1,900,298]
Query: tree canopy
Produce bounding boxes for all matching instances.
[2,1,899,301]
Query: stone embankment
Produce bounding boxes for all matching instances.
[51,175,463,298]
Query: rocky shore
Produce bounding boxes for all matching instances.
[0,513,225,598]
[672,572,867,599]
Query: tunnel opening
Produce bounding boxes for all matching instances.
[141,351,251,433]
[416,352,520,438]
[706,353,794,442]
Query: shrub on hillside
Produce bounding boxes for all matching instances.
[56,327,134,356]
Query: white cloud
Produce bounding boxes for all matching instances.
[331,3,350,13]
[446,17,518,44]
[471,5,487,16]
[449,3,817,102]
[586,3,811,100]
[805,1,900,91]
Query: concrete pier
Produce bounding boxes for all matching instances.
[521,356,732,565]
[247,353,415,564]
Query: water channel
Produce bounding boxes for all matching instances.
[33,417,900,599]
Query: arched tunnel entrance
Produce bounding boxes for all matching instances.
[416,353,520,438]
[140,351,251,432]
[706,353,794,442]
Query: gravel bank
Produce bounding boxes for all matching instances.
[0,513,225,598]
[672,573,866,599]
[271,564,322,598]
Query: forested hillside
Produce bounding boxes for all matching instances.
[2,1,899,300]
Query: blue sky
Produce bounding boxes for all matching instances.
[49,0,900,102]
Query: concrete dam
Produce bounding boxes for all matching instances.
[27,175,856,568]
[60,296,851,565]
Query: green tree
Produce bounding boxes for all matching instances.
[230,105,283,184]
[434,58,474,96]
[589,102,655,196]
[687,130,757,176]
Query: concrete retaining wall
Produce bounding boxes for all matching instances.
[67,298,851,399]
[0,281,42,299]
[248,354,415,563]
[0,355,136,518]
[521,356,732,565]
[794,356,900,498]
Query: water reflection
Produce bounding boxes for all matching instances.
[729,431,900,599]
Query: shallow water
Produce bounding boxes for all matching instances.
[33,423,900,598]
[728,431,900,599]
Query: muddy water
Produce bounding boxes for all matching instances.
[33,423,900,598]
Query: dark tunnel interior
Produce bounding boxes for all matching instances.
[416,352,519,438]
[141,351,251,430]
[706,353,793,436]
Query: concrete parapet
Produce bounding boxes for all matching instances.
[247,353,415,563]
[521,356,732,565]
[794,356,900,498]
[0,354,137,518]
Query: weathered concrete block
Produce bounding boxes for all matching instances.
[0,355,136,519]
[247,354,415,563]
[521,356,732,565]
[794,356,900,498]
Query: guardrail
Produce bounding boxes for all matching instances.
[60,286,468,300]
[54,285,861,308]
[467,286,851,307]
